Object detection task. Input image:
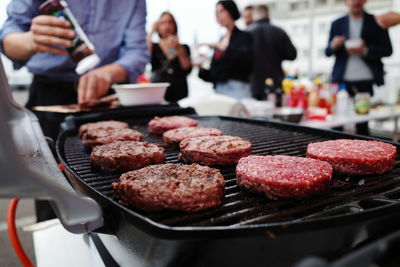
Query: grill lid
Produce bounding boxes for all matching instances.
[57,115,400,238]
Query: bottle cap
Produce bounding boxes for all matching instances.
[75,53,101,75]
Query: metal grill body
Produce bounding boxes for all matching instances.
[58,115,400,266]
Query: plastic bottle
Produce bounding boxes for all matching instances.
[308,88,319,107]
[39,0,100,74]
[265,78,275,104]
[282,76,294,95]
[288,86,298,107]
[336,83,349,116]
[329,83,339,114]
[354,93,371,114]
[319,87,332,114]
[297,85,308,110]
[275,86,284,108]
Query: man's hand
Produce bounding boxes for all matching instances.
[346,40,367,55]
[332,35,346,49]
[77,64,127,104]
[3,15,75,61]
[29,15,75,55]
[78,67,113,104]
[375,11,400,29]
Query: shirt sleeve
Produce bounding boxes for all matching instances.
[112,0,150,83]
[279,30,297,61]
[325,20,346,57]
[0,0,38,69]
[223,31,253,70]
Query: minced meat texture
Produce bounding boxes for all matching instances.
[148,116,198,134]
[179,135,252,166]
[306,139,397,175]
[163,127,223,147]
[236,155,332,200]
[90,141,165,172]
[82,128,144,149]
[112,163,225,212]
[79,120,129,138]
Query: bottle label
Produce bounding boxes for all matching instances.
[50,10,83,53]
[355,95,371,114]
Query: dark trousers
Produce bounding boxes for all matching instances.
[26,75,78,140]
[26,75,77,221]
[335,80,374,136]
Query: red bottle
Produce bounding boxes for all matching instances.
[288,87,298,107]
[297,85,308,110]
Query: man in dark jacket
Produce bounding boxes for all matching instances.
[247,5,297,100]
[326,0,392,135]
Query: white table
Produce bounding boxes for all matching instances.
[300,106,400,142]
[31,219,140,267]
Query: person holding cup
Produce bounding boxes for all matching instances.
[197,0,253,100]
[325,0,392,136]
[147,12,192,102]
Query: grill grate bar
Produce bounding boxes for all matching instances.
[60,116,400,229]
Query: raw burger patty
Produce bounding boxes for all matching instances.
[79,120,128,138]
[306,139,397,175]
[148,116,198,134]
[90,141,165,172]
[112,163,225,212]
[179,135,252,166]
[163,126,223,147]
[83,128,143,149]
[236,155,332,200]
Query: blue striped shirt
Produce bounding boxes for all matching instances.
[0,0,149,82]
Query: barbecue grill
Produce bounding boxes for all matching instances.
[2,56,400,266]
[59,115,400,236]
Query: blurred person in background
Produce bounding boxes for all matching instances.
[242,5,254,28]
[375,11,400,29]
[198,0,253,100]
[0,0,148,222]
[147,12,192,102]
[247,5,297,100]
[325,0,392,135]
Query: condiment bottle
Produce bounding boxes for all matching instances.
[265,78,275,104]
[288,86,298,107]
[354,93,371,114]
[308,88,319,107]
[39,0,100,74]
[336,83,349,116]
[297,85,308,110]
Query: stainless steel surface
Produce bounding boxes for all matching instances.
[0,57,103,233]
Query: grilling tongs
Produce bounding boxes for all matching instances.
[0,58,103,233]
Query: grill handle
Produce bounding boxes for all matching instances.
[0,58,103,233]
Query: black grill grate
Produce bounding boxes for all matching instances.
[59,116,400,235]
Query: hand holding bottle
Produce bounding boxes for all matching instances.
[29,15,75,55]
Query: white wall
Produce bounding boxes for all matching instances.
[147,0,222,46]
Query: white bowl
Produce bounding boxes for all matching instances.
[345,39,362,49]
[112,83,169,106]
